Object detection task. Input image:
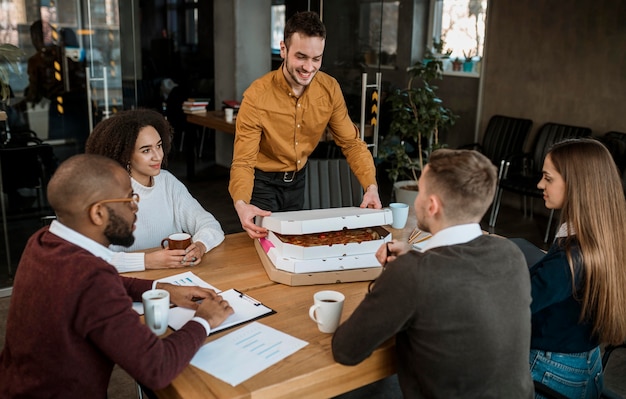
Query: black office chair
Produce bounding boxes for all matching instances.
[599,131,626,194]
[489,122,591,242]
[0,136,57,272]
[461,114,532,166]
[303,158,362,210]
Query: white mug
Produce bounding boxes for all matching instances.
[389,202,410,229]
[309,290,345,333]
[224,108,234,123]
[142,289,170,335]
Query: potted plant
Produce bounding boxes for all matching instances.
[0,43,23,102]
[451,57,463,71]
[378,58,457,203]
[0,44,24,145]
[462,49,475,72]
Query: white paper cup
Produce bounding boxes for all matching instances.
[390,202,410,229]
[224,108,234,123]
[142,289,170,335]
[309,290,345,333]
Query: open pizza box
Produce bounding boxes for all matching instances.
[254,207,392,285]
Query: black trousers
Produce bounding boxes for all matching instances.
[251,164,307,212]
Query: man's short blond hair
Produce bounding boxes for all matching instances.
[425,149,497,223]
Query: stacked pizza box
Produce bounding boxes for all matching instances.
[256,207,393,274]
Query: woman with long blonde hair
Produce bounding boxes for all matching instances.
[530,138,626,398]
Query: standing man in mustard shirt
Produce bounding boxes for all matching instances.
[229,11,382,239]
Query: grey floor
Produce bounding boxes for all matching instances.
[1,151,625,398]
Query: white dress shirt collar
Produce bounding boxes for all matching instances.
[420,223,483,252]
[49,220,115,263]
[555,222,575,238]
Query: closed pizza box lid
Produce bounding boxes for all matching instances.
[255,239,382,285]
[258,207,393,235]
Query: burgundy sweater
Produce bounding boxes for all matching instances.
[0,228,207,398]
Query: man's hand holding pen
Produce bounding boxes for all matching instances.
[375,240,412,266]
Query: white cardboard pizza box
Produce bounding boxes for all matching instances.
[261,238,382,273]
[254,239,382,286]
[258,207,393,235]
[258,207,393,260]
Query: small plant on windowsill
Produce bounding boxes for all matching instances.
[429,38,452,59]
[378,58,458,201]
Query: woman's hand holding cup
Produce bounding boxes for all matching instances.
[153,233,205,268]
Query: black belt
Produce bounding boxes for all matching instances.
[255,167,306,183]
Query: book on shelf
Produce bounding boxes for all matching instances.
[222,100,241,109]
[185,97,210,104]
[183,108,207,114]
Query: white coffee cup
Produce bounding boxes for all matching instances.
[224,108,234,123]
[142,289,170,335]
[309,290,345,333]
[389,202,410,229]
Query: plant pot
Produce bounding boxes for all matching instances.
[393,180,418,205]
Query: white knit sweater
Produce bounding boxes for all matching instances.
[109,170,225,272]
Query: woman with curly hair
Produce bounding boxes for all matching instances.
[85,108,224,272]
[530,138,626,398]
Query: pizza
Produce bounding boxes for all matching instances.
[274,227,382,247]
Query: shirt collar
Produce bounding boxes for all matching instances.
[49,220,115,263]
[555,222,575,238]
[420,223,483,252]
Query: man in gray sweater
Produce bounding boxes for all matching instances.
[332,149,533,398]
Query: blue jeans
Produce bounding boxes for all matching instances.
[530,347,603,399]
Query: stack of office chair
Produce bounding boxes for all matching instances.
[489,122,591,243]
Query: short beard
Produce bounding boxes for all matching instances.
[104,206,135,247]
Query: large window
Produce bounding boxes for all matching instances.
[428,0,487,74]
[271,4,285,54]
[359,0,399,67]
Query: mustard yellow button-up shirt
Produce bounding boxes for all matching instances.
[229,67,377,204]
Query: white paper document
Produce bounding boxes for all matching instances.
[132,271,221,315]
[156,270,221,292]
[190,321,308,386]
[133,271,274,332]
[168,288,275,333]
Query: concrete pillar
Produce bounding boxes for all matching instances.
[213,0,271,167]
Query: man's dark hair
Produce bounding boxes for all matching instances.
[284,11,326,47]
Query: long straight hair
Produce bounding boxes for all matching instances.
[548,138,626,345]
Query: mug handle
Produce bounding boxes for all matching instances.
[160,239,169,249]
[309,304,322,326]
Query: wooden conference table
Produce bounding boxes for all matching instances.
[186,110,236,135]
[129,210,417,399]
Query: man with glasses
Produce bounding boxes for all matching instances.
[0,154,234,398]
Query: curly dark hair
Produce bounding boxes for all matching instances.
[85,108,173,169]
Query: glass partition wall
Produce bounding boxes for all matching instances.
[0,0,138,293]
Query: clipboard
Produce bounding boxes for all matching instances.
[168,288,276,334]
